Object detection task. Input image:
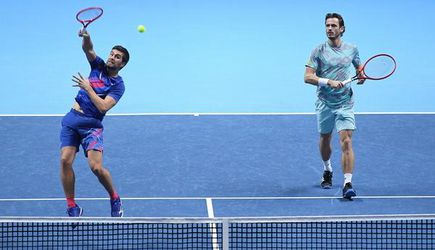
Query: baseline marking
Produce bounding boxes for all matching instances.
[1,195,435,202]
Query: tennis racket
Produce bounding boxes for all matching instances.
[76,7,103,31]
[343,53,396,85]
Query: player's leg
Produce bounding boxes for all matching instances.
[339,130,356,199]
[320,133,332,162]
[60,113,83,216]
[316,100,335,188]
[87,150,123,217]
[87,149,117,197]
[81,127,118,197]
[60,146,83,216]
[335,102,356,199]
[339,130,354,176]
[319,133,333,188]
[81,123,123,216]
[60,146,78,199]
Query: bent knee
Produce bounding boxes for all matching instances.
[340,137,353,151]
[89,162,104,175]
[60,156,74,168]
[91,168,103,176]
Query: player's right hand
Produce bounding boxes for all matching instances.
[78,29,90,38]
[328,80,344,89]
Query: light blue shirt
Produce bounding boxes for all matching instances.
[306,41,361,107]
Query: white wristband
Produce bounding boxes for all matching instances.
[318,78,329,87]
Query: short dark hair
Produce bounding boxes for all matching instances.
[112,45,130,67]
[325,13,345,36]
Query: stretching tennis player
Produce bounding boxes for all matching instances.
[304,13,365,199]
[60,28,129,216]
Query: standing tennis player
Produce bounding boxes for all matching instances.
[304,13,365,199]
[60,28,129,216]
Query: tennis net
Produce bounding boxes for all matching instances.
[1,214,434,249]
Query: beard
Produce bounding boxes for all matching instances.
[106,65,117,71]
[106,62,119,72]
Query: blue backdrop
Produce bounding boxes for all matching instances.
[1,0,434,114]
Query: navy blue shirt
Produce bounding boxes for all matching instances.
[75,56,125,120]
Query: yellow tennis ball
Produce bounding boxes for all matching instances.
[137,25,146,33]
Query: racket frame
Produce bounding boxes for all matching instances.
[76,7,104,29]
[343,53,396,85]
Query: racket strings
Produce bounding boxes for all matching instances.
[77,9,103,22]
[363,56,396,79]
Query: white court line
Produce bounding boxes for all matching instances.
[206,198,220,250]
[0,112,434,117]
[1,195,435,202]
[206,198,215,218]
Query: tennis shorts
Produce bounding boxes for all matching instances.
[315,99,356,134]
[60,109,104,157]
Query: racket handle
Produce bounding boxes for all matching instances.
[342,79,352,85]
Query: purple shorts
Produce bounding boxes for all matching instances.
[60,109,104,157]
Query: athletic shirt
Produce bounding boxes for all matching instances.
[75,56,125,121]
[306,41,361,108]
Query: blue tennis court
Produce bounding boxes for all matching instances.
[1,113,434,218]
[2,1,435,248]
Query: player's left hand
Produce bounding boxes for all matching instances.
[356,70,366,85]
[72,72,92,91]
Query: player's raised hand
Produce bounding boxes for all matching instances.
[72,72,92,91]
[78,28,89,38]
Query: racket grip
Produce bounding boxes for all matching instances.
[342,79,352,85]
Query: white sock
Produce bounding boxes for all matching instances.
[323,160,332,172]
[344,173,353,185]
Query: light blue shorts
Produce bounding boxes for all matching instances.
[315,99,355,134]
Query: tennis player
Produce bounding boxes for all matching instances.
[60,29,129,216]
[304,13,365,199]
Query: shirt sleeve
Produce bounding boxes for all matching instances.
[305,47,319,70]
[352,47,362,68]
[90,56,105,70]
[107,80,125,103]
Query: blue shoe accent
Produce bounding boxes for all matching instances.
[343,183,357,200]
[111,198,124,217]
[67,205,83,217]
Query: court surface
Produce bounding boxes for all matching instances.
[1,113,434,218]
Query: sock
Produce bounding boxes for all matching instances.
[344,173,353,185]
[66,197,76,208]
[110,191,119,200]
[323,159,332,172]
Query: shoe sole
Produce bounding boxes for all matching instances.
[112,209,124,217]
[68,207,83,217]
[70,208,83,229]
[343,189,356,199]
[321,182,332,189]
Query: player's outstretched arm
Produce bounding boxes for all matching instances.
[78,29,97,63]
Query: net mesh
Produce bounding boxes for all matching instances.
[1,221,221,250]
[230,220,434,249]
[1,216,434,249]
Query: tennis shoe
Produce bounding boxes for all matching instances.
[342,182,357,200]
[320,171,333,189]
[111,197,124,217]
[67,205,83,217]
